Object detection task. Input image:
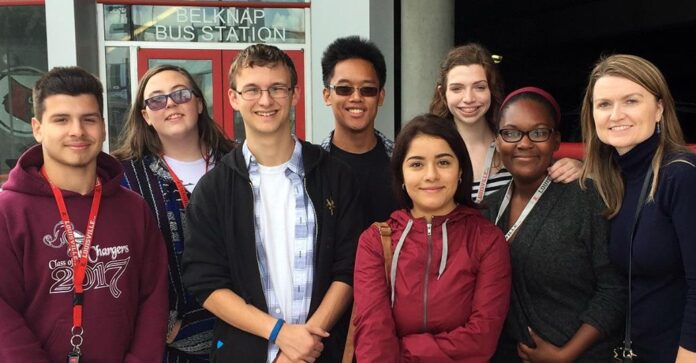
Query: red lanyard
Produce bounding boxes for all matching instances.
[40,167,102,352]
[161,156,209,208]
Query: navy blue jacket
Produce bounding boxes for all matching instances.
[610,133,696,362]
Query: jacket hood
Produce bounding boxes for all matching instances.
[387,204,481,306]
[389,204,479,232]
[3,144,125,197]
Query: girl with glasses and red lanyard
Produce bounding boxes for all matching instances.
[113,64,235,362]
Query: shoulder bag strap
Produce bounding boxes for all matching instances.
[374,222,394,288]
[617,169,653,361]
[342,222,394,363]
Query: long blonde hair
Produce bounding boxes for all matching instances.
[580,54,688,217]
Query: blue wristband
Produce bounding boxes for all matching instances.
[269,319,285,344]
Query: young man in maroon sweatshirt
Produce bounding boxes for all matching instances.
[0,66,168,362]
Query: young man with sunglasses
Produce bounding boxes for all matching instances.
[320,36,398,226]
[0,66,168,361]
[182,44,361,363]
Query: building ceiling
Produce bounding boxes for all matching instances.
[455,0,696,142]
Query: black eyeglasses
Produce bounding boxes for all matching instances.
[233,86,293,101]
[143,88,195,111]
[329,85,380,97]
[498,128,555,143]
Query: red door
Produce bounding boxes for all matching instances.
[138,48,305,140]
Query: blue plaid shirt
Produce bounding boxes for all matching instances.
[243,139,316,362]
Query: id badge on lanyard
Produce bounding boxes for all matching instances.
[66,350,81,362]
[495,176,551,241]
[475,142,497,204]
[40,167,102,359]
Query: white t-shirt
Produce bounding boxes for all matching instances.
[257,161,295,320]
[162,156,212,192]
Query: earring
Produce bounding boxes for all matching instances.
[458,176,462,184]
[656,121,662,135]
[402,183,406,191]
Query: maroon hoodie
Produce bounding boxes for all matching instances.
[354,205,511,362]
[0,145,168,362]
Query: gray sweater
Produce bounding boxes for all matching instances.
[483,180,626,362]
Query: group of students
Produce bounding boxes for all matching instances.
[351,46,695,363]
[0,34,693,363]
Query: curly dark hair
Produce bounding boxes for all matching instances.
[429,43,504,133]
[321,35,386,89]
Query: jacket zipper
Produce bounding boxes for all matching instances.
[249,181,256,237]
[303,178,319,260]
[304,177,319,300]
[423,221,432,331]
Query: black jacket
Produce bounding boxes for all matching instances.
[484,181,625,362]
[182,141,361,362]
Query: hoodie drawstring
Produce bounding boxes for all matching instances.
[389,218,450,306]
[390,219,412,307]
[438,219,449,279]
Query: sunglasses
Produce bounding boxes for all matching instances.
[143,88,195,111]
[329,85,380,97]
[498,128,555,143]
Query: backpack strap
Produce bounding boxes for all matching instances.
[373,222,393,288]
[342,222,393,363]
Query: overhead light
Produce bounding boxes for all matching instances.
[492,54,503,64]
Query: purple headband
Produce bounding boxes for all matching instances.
[500,86,561,125]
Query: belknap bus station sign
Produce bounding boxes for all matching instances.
[104,5,305,44]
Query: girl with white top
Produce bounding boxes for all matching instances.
[113,64,235,362]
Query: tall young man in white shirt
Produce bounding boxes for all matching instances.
[183,44,361,363]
